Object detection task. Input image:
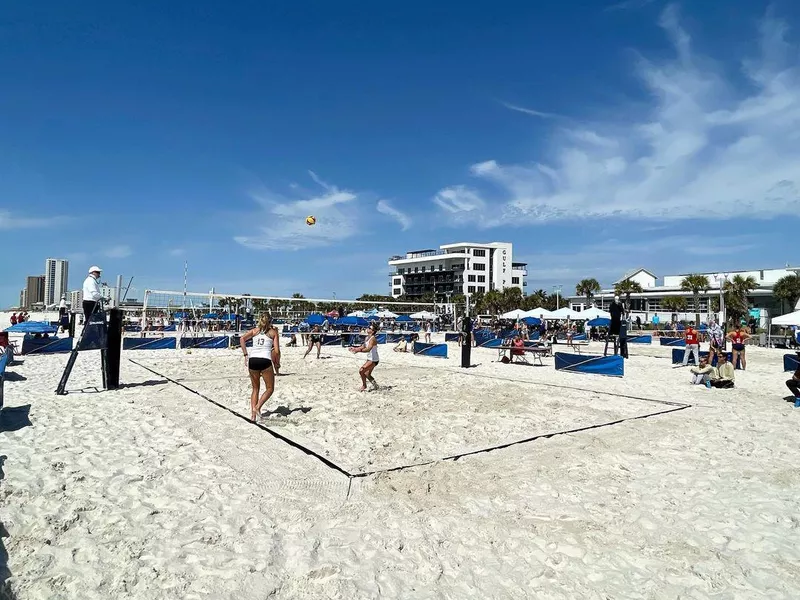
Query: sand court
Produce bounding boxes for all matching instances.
[129,346,690,475]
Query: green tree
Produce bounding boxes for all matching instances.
[522,289,553,311]
[773,274,800,314]
[613,279,643,307]
[723,275,758,325]
[500,286,523,313]
[662,296,687,318]
[680,274,710,326]
[575,278,601,308]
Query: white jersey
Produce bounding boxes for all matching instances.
[249,331,274,358]
[366,335,379,362]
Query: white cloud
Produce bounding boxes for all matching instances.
[500,101,560,119]
[235,173,362,250]
[376,199,412,230]
[436,7,800,225]
[168,248,185,257]
[0,211,66,229]
[105,245,132,258]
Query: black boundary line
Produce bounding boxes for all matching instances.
[129,359,353,478]
[127,356,693,483]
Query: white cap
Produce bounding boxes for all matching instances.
[89,265,102,273]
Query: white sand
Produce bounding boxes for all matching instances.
[2,338,800,599]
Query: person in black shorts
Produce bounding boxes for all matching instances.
[303,325,322,359]
[240,313,280,421]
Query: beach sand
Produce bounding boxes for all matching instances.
[2,338,799,598]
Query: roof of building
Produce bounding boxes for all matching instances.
[614,268,657,284]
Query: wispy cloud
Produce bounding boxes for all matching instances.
[376,199,412,230]
[0,211,67,229]
[500,101,560,119]
[235,172,362,250]
[105,245,132,259]
[436,7,800,226]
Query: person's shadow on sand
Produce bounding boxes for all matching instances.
[262,406,312,417]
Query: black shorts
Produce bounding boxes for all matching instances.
[732,343,745,352]
[311,335,321,343]
[249,357,273,372]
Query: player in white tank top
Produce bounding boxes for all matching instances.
[350,322,380,391]
[240,315,280,421]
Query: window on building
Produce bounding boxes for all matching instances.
[468,275,476,282]
[512,277,519,284]
[473,263,486,271]
[760,270,764,280]
[468,285,476,293]
[414,267,418,273]
[438,264,443,271]
[393,288,401,296]
[478,286,485,293]
[393,278,401,285]
[421,266,426,272]
[477,275,485,283]
[473,249,486,257]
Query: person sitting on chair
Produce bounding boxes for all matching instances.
[511,335,525,362]
[786,351,800,404]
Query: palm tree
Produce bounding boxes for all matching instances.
[575,278,601,308]
[662,296,687,320]
[680,274,710,326]
[500,286,523,313]
[613,279,643,307]
[723,275,758,325]
[773,274,800,314]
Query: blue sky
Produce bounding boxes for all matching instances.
[2,0,799,306]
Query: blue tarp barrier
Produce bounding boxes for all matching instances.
[375,333,387,344]
[413,342,448,358]
[573,333,587,341]
[0,349,8,409]
[124,325,141,332]
[660,337,685,347]
[588,318,611,327]
[5,321,58,334]
[322,334,343,346]
[627,335,652,344]
[555,352,624,377]
[21,336,73,355]
[180,336,229,349]
[671,348,741,369]
[445,332,461,342]
[783,353,799,372]
[123,337,177,350]
[345,333,366,346]
[385,333,404,343]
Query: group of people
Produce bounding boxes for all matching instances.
[9,312,30,325]
[240,315,382,421]
[680,321,756,390]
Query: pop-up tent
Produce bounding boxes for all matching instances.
[375,310,398,319]
[773,310,800,326]
[521,316,541,326]
[580,306,611,320]
[549,307,584,320]
[524,308,553,320]
[338,316,369,327]
[501,309,527,320]
[410,311,437,320]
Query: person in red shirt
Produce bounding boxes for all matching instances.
[10,313,17,326]
[727,324,751,370]
[681,324,700,366]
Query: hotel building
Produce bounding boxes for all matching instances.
[44,258,69,307]
[388,242,527,300]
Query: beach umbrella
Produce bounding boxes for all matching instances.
[396,315,413,322]
[521,317,541,326]
[375,309,398,318]
[338,316,369,327]
[587,317,611,327]
[306,313,325,326]
[202,312,219,319]
[347,310,368,318]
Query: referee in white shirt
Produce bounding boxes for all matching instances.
[82,265,103,318]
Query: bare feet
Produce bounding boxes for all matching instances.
[359,386,367,392]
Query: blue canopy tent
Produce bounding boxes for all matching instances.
[173,311,189,319]
[367,315,381,321]
[202,313,219,319]
[395,315,413,323]
[5,321,58,334]
[587,318,611,327]
[306,313,326,326]
[521,317,541,326]
[338,316,369,327]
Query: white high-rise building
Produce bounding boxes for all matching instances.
[68,289,83,309]
[388,241,527,300]
[44,258,69,307]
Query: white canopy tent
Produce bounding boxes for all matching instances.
[347,310,368,318]
[524,307,554,319]
[375,309,399,319]
[501,309,527,320]
[580,306,611,320]
[549,307,585,320]
[410,310,437,320]
[772,310,800,326]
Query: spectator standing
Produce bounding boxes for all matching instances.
[10,313,17,326]
[785,351,800,405]
[82,266,103,318]
[682,325,700,366]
